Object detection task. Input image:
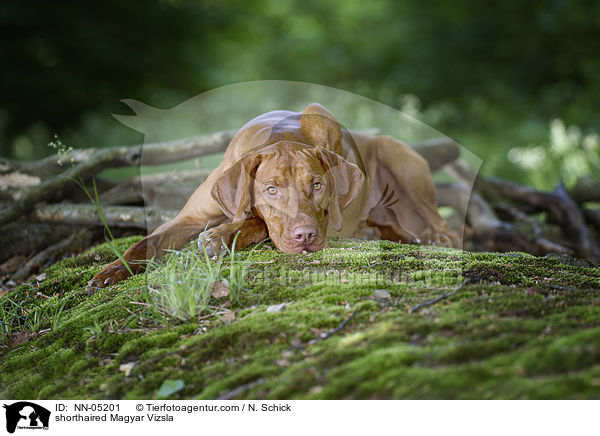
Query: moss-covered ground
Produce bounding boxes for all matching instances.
[1,236,599,399]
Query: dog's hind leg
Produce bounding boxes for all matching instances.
[366,135,459,247]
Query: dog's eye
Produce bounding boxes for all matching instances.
[312,182,322,191]
[266,186,278,195]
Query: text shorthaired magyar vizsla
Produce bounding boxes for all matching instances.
[86,103,457,293]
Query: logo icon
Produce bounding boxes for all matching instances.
[3,402,50,434]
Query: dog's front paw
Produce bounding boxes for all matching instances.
[198,228,229,257]
[86,262,132,295]
[422,231,456,248]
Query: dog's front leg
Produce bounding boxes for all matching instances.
[198,217,268,257]
[86,214,225,294]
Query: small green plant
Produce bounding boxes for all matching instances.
[0,296,68,345]
[74,177,134,277]
[48,300,68,331]
[152,249,216,322]
[48,134,75,166]
[82,318,105,341]
[0,298,17,346]
[49,135,134,277]
[219,232,256,304]
[144,233,254,324]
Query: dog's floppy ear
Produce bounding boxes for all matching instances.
[211,152,262,222]
[300,103,343,155]
[316,148,365,232]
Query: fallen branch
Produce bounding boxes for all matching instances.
[436,182,502,233]
[139,130,236,165]
[14,229,93,281]
[553,183,600,263]
[444,159,597,261]
[138,168,213,184]
[412,137,460,172]
[99,168,212,206]
[0,131,235,226]
[98,182,144,207]
[584,208,600,231]
[486,178,600,263]
[306,310,358,345]
[0,130,235,179]
[217,378,266,400]
[0,150,97,179]
[436,182,574,255]
[494,202,574,254]
[32,203,177,232]
[569,176,600,203]
[408,279,468,314]
[0,223,75,263]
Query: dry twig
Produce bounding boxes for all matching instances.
[408,279,469,314]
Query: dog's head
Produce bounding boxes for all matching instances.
[211,141,364,253]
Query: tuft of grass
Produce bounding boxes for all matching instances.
[0,296,68,345]
[219,232,259,303]
[0,299,15,345]
[143,232,255,324]
[74,177,134,277]
[50,135,134,277]
[82,318,105,341]
[145,249,215,323]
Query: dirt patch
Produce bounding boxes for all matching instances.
[463,267,510,285]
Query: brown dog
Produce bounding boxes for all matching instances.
[86,103,457,292]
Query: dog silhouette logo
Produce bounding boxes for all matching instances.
[2,402,50,433]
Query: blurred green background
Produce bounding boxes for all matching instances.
[1,0,599,189]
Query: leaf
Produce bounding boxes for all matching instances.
[373,289,391,301]
[119,362,136,377]
[211,281,229,298]
[220,310,236,322]
[35,273,47,281]
[156,379,185,399]
[266,303,287,313]
[9,330,37,346]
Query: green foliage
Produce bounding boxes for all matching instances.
[0,296,67,342]
[145,249,216,323]
[143,234,254,324]
[507,119,600,190]
[415,96,600,189]
[156,379,185,399]
[82,318,106,342]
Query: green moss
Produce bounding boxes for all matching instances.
[1,236,599,399]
